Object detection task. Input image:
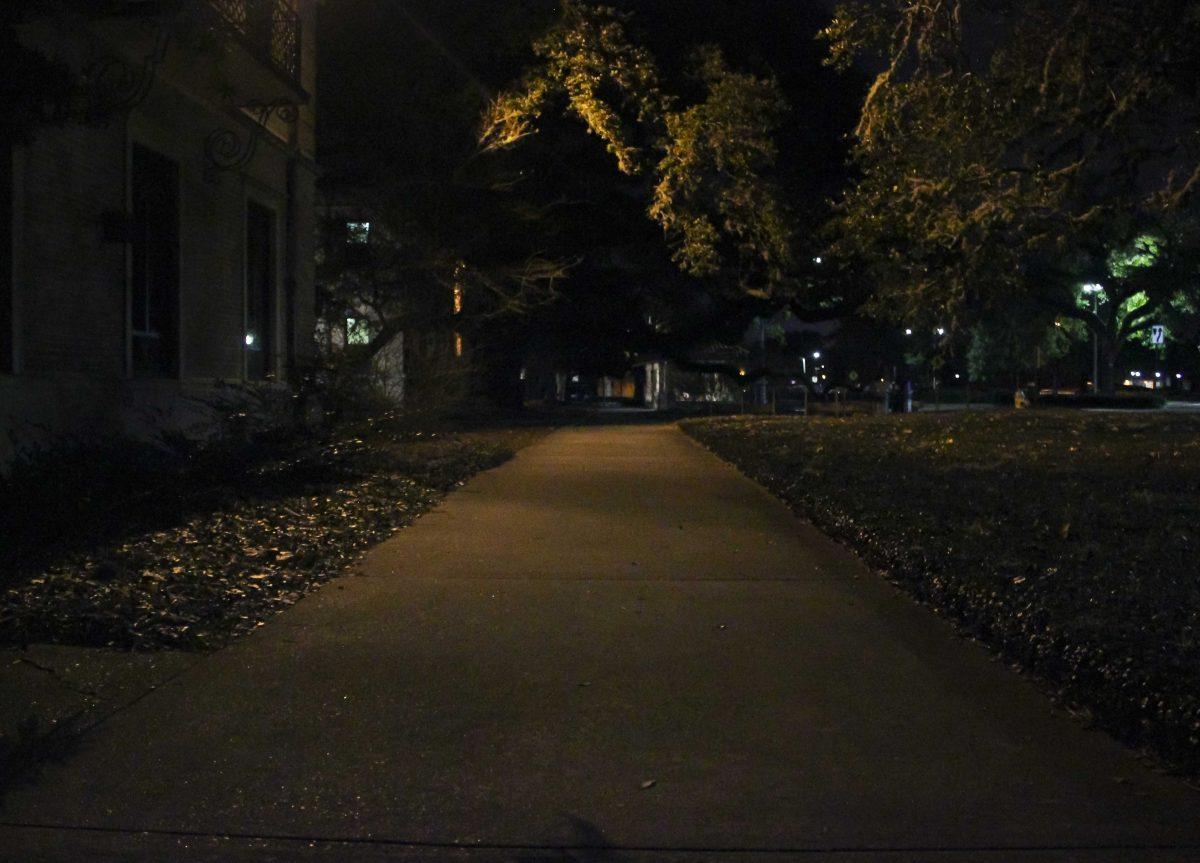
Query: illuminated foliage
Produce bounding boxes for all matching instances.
[824,0,1200,390]
[1108,235,1161,280]
[481,1,793,296]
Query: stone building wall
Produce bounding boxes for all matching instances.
[1,1,318,467]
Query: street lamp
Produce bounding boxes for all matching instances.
[1082,284,1104,394]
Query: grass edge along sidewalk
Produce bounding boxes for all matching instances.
[681,411,1200,780]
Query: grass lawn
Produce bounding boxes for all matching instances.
[682,410,1200,776]
[0,419,549,651]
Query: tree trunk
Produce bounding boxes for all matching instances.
[1099,337,1120,395]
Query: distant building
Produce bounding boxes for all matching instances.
[313,203,472,412]
[632,344,746,410]
[1,1,317,465]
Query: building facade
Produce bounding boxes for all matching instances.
[1,1,317,465]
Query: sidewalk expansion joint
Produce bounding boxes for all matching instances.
[3,822,1200,856]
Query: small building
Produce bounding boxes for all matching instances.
[2,1,318,465]
[633,345,745,410]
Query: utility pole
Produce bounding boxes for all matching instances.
[1083,284,1103,394]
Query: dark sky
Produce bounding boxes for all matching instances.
[318,0,864,200]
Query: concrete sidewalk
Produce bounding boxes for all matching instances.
[1,424,1197,862]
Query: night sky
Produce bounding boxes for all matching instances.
[319,0,863,207]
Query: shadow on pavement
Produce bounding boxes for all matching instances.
[0,712,88,807]
[511,814,623,862]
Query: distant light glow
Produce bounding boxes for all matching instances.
[455,333,464,358]
[346,221,370,244]
[1155,372,1162,378]
[814,256,823,264]
[244,333,255,347]
[453,284,463,315]
[812,351,821,359]
[936,327,946,336]
[955,373,961,379]
[904,328,913,336]
[1177,373,1184,380]
[1082,283,1104,294]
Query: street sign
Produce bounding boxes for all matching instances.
[1150,325,1166,346]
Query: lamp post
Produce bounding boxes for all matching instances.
[1082,284,1104,394]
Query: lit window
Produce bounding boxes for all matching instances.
[453,284,463,315]
[454,332,463,357]
[346,317,371,346]
[346,222,370,244]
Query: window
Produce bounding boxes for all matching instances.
[454,332,463,358]
[1,140,12,374]
[346,221,370,244]
[345,316,372,345]
[245,201,276,380]
[452,283,463,315]
[130,145,180,378]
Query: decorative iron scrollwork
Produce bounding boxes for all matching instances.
[204,0,302,82]
[203,98,299,171]
[81,17,172,125]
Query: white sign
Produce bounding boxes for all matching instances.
[1150,325,1166,346]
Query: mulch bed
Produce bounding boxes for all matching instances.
[682,410,1200,777]
[1,426,544,651]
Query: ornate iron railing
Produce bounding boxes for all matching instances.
[205,0,301,83]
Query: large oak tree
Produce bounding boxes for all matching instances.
[825,0,1200,391]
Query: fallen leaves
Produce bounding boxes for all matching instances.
[0,433,518,652]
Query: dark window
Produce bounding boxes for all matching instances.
[245,201,275,380]
[1,141,12,374]
[130,145,180,378]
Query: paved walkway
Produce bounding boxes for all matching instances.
[2,425,1198,862]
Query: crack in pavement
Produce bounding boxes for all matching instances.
[14,656,100,700]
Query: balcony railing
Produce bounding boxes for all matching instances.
[206,0,301,84]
